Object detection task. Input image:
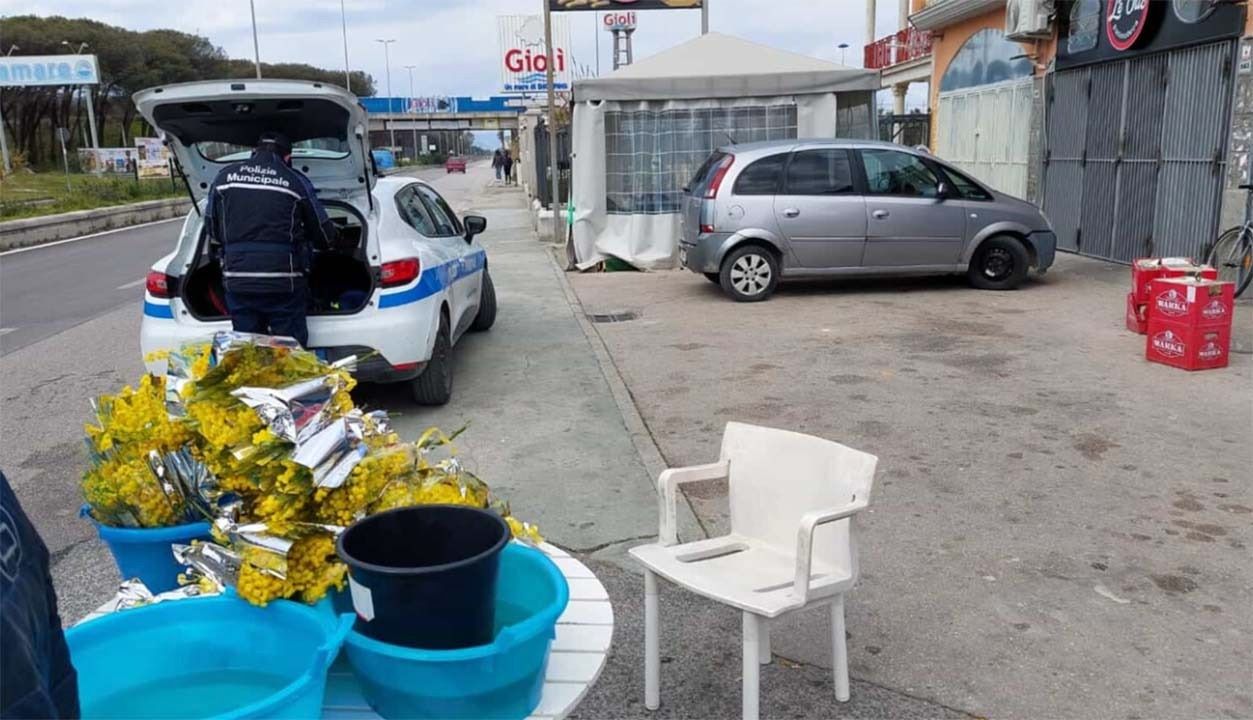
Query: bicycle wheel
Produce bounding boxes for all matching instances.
[1208,225,1253,298]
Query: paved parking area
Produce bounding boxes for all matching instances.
[568,254,1253,720]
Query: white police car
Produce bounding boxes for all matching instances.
[134,79,495,405]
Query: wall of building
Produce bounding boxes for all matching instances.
[926,8,1057,133]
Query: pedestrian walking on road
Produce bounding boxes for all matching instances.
[204,131,337,347]
[491,149,503,182]
[503,151,514,186]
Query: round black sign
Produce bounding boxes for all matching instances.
[1172,0,1217,24]
[1106,0,1150,51]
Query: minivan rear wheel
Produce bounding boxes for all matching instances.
[968,236,1029,291]
[719,245,779,302]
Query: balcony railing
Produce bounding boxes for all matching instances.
[864,27,934,70]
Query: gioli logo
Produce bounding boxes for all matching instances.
[1151,330,1186,358]
[1201,299,1227,320]
[1198,341,1223,362]
[1154,288,1188,317]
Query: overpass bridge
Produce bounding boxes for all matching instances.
[362,96,524,134]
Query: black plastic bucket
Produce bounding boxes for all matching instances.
[336,505,511,649]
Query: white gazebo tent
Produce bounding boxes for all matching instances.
[571,33,880,269]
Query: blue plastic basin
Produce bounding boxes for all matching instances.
[345,542,570,719]
[84,506,212,593]
[67,593,354,719]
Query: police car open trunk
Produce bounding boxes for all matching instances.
[133,79,378,319]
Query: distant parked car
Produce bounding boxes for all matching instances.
[445,155,467,173]
[679,139,1057,302]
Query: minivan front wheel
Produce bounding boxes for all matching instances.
[720,245,779,302]
[968,236,1029,290]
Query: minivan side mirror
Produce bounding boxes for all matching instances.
[463,214,487,242]
[936,181,953,200]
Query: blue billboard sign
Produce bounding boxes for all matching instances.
[0,54,100,87]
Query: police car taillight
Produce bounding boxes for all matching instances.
[381,258,421,287]
[145,270,171,298]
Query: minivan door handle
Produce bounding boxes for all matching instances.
[782,208,800,218]
[872,209,890,219]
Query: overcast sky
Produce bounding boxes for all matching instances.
[1,0,926,108]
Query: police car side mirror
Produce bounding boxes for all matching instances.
[463,214,487,243]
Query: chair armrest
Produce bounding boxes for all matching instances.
[792,500,867,605]
[658,461,729,546]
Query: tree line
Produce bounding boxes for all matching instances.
[1,15,376,168]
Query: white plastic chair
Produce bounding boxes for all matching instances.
[629,422,878,720]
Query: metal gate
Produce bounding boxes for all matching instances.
[1043,41,1235,262]
[878,113,931,148]
[534,121,571,209]
[935,77,1033,198]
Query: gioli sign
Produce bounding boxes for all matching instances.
[498,14,572,94]
[604,12,637,31]
[1106,0,1151,51]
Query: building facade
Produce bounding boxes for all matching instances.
[897,0,1251,264]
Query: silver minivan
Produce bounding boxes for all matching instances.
[679,139,1057,302]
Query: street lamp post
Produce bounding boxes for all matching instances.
[838,42,850,65]
[404,65,418,162]
[340,0,351,92]
[61,40,98,151]
[375,39,397,151]
[249,0,262,78]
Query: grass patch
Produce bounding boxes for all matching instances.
[0,172,186,221]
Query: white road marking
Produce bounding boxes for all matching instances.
[0,217,184,257]
[116,278,147,290]
[0,328,15,336]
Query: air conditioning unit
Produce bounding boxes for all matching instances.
[1005,0,1055,41]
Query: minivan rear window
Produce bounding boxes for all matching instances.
[733,154,785,195]
[687,151,728,196]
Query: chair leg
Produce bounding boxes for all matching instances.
[742,611,761,720]
[644,570,660,711]
[830,595,850,703]
[758,617,771,665]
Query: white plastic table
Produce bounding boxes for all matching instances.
[83,542,613,720]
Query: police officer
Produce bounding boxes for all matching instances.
[1,472,79,719]
[205,131,336,347]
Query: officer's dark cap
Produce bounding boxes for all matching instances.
[256,131,293,157]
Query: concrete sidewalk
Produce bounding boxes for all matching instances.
[356,174,670,554]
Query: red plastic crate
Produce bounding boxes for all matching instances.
[1131,258,1216,303]
[1125,292,1147,334]
[1147,277,1235,329]
[1145,317,1231,371]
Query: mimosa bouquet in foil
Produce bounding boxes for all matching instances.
[82,331,540,607]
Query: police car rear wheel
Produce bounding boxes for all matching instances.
[412,314,453,405]
[470,270,497,332]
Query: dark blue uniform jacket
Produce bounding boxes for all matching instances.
[204,150,335,294]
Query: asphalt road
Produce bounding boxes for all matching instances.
[0,164,452,356]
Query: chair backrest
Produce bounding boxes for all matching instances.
[721,422,877,575]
